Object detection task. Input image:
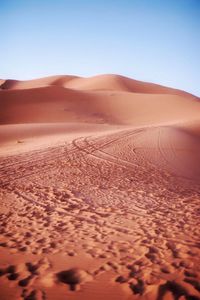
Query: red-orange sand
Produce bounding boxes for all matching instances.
[0,74,200,300]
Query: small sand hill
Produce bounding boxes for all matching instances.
[0,74,199,126]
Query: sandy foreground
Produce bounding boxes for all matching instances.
[0,75,200,300]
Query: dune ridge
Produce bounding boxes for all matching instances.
[0,74,197,98]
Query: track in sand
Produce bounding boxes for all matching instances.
[0,125,200,300]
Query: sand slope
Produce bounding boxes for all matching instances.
[0,74,200,300]
[0,75,199,127]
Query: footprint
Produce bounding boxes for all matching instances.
[21,288,45,300]
[129,279,145,295]
[156,280,200,300]
[57,268,93,291]
[7,273,19,280]
[19,275,35,287]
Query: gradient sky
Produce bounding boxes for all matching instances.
[1,0,200,96]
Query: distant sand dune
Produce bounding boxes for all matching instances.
[0,74,196,97]
[0,75,199,127]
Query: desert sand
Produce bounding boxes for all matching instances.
[0,74,200,300]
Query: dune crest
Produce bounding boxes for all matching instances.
[1,74,197,98]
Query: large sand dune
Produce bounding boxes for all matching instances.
[0,74,199,127]
[0,75,200,300]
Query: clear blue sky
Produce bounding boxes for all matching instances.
[0,0,199,96]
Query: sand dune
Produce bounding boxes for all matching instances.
[0,74,200,300]
[0,81,199,127]
[0,74,196,97]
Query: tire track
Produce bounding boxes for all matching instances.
[0,129,142,187]
[72,128,151,172]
